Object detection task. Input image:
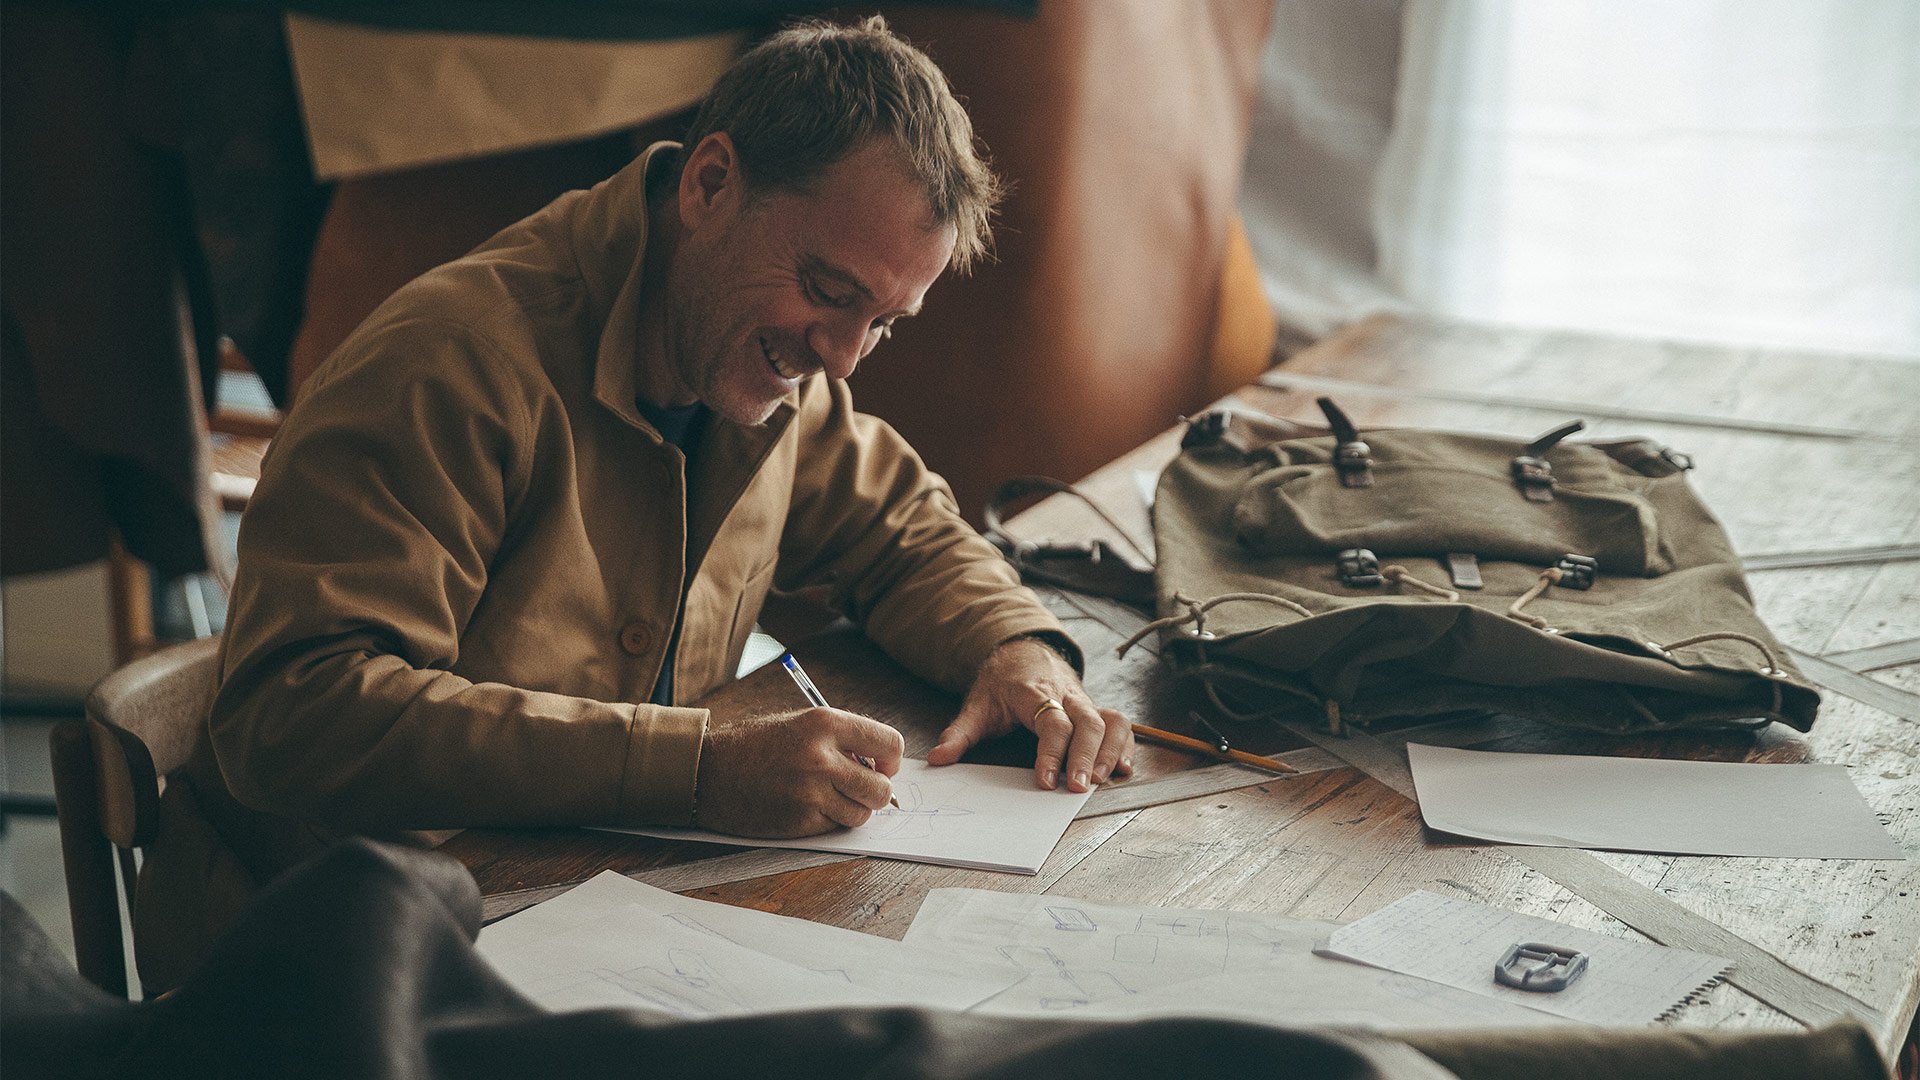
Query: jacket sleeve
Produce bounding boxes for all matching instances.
[774,378,1079,694]
[209,318,702,832]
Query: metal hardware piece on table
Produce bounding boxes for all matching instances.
[1494,942,1589,992]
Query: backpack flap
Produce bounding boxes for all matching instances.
[1149,405,1819,735]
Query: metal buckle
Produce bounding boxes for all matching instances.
[1337,547,1383,587]
[1181,410,1231,449]
[1334,440,1374,488]
[1510,455,1555,501]
[1553,553,1599,590]
[1494,942,1589,992]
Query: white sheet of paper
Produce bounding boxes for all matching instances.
[482,903,888,1016]
[1322,890,1730,1026]
[479,871,1021,1010]
[606,760,1091,874]
[902,888,1563,1030]
[1406,743,1905,859]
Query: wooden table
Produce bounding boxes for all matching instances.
[442,314,1920,1059]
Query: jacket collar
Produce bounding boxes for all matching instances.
[576,141,797,442]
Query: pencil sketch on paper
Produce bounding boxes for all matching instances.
[997,945,1138,1010]
[1048,906,1097,932]
[1136,913,1222,939]
[664,913,728,941]
[531,948,745,1017]
[657,909,858,986]
[860,778,976,841]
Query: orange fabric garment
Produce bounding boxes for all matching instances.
[858,1,1278,518]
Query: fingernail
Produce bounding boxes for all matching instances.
[1041,768,1057,789]
[1073,770,1089,789]
[1093,766,1110,783]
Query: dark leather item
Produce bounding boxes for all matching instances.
[982,475,1157,610]
[4,839,1448,1080]
[0,6,225,579]
[3,838,1889,1079]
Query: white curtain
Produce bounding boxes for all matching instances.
[1244,0,1920,359]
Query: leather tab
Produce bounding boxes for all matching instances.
[1445,552,1483,590]
[1316,397,1373,488]
[1524,419,1587,459]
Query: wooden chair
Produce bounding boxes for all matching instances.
[106,340,279,665]
[49,636,221,997]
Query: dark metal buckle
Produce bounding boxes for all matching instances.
[1181,410,1231,449]
[1510,455,1555,501]
[1495,942,1589,992]
[1337,548,1383,587]
[1334,440,1374,488]
[1554,553,1599,590]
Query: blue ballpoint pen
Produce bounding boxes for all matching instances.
[779,652,899,808]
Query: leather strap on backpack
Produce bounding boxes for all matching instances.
[981,476,1157,610]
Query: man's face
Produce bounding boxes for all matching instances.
[665,135,957,426]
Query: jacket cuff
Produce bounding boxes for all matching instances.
[997,630,1085,676]
[935,606,1075,690]
[616,704,707,825]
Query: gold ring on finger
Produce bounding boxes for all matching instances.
[1032,697,1068,726]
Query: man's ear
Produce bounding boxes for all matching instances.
[679,132,740,231]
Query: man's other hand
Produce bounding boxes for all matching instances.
[694,708,904,837]
[926,638,1134,793]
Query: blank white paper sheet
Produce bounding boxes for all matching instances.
[1406,743,1905,859]
[605,759,1091,874]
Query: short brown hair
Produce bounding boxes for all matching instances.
[680,15,1002,272]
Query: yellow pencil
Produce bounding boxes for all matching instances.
[1130,722,1298,775]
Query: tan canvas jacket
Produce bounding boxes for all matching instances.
[136,143,1068,989]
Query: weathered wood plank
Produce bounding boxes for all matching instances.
[1790,648,1920,725]
[1258,369,1872,440]
[1825,637,1920,673]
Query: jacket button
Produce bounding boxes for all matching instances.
[618,622,654,656]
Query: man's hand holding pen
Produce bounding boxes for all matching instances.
[694,707,905,838]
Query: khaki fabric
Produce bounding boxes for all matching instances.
[137,142,1067,991]
[1150,409,1818,733]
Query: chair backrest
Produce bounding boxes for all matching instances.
[50,636,221,997]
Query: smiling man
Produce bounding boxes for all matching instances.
[137,17,1132,991]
